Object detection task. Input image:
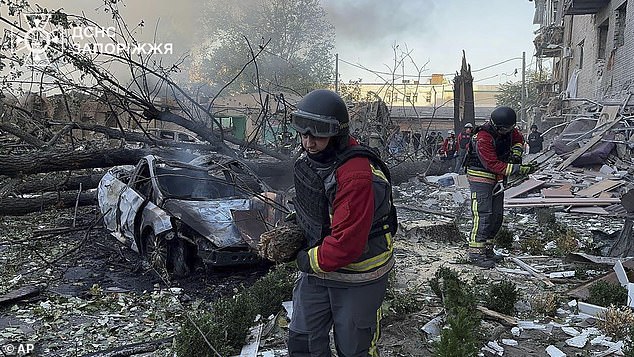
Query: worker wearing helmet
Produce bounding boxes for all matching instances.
[454,123,474,173]
[288,89,398,356]
[466,106,536,268]
[439,129,456,162]
[528,124,544,154]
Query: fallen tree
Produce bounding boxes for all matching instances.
[0,190,96,215]
[8,173,105,195]
[0,148,149,178]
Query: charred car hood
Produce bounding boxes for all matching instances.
[163,198,251,249]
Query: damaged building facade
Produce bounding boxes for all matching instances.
[531,0,634,126]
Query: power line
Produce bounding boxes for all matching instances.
[338,55,527,80]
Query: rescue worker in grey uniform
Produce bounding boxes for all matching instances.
[288,89,398,356]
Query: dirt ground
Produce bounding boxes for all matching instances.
[0,198,628,356]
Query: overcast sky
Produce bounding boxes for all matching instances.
[2,0,539,86]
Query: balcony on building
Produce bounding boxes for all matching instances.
[534,25,564,58]
[564,0,610,15]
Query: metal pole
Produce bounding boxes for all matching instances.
[335,53,339,93]
[521,51,526,127]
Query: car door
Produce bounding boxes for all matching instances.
[117,159,152,246]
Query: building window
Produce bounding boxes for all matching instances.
[597,19,609,60]
[577,40,584,69]
[425,93,431,103]
[615,2,627,48]
[412,94,418,103]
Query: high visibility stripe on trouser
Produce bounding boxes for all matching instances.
[369,307,382,357]
[289,274,389,357]
[469,180,505,248]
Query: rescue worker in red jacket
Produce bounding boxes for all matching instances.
[288,89,398,357]
[454,122,474,173]
[466,106,536,268]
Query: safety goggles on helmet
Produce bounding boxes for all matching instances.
[291,110,347,138]
[493,122,515,134]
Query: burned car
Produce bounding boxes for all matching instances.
[97,154,285,276]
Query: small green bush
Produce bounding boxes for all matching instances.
[494,227,513,249]
[174,264,295,356]
[588,281,628,307]
[429,266,476,314]
[485,280,518,315]
[535,208,557,228]
[433,307,481,357]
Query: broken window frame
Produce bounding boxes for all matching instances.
[597,19,609,60]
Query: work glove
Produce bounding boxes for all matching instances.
[518,163,538,176]
[296,249,313,273]
[509,153,522,164]
[284,211,297,223]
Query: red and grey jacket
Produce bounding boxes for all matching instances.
[456,131,472,152]
[293,138,397,283]
[466,122,525,183]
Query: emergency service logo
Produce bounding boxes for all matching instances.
[2,13,65,67]
[2,12,173,69]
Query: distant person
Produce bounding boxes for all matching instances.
[435,131,444,157]
[528,124,544,154]
[412,132,422,156]
[454,123,474,173]
[425,131,437,157]
[439,130,457,161]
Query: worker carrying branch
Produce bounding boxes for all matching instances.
[465,106,537,268]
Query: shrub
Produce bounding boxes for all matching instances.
[598,306,634,340]
[588,281,628,307]
[433,307,481,357]
[494,226,513,250]
[531,292,558,316]
[174,264,295,356]
[485,280,518,315]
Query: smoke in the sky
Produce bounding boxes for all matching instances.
[322,0,437,43]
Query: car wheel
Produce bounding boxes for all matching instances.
[144,230,192,277]
[144,230,169,277]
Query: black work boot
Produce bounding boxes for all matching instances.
[468,247,496,269]
[485,245,505,263]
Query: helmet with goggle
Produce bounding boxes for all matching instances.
[490,106,517,134]
[291,89,349,138]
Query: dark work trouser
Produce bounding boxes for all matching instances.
[468,179,504,248]
[288,273,388,357]
[454,151,466,173]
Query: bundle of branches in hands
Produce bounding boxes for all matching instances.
[258,223,305,263]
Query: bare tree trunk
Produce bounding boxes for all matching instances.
[0,148,149,177]
[10,173,104,194]
[0,190,96,215]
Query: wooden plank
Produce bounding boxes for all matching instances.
[557,117,624,170]
[504,178,545,199]
[567,206,610,215]
[542,183,574,198]
[575,179,622,198]
[476,306,518,326]
[239,324,263,357]
[505,197,620,208]
[510,257,555,287]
